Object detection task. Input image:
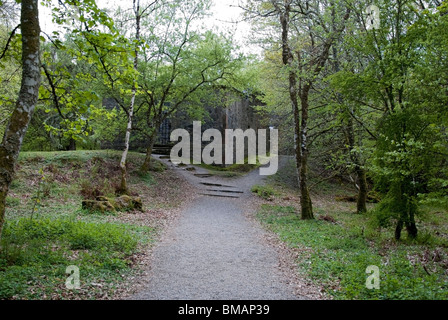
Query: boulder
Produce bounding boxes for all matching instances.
[82,200,116,213]
[82,195,143,213]
[113,195,143,212]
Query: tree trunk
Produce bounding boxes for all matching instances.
[118,0,141,195]
[299,90,314,220]
[119,89,136,195]
[406,205,418,239]
[334,34,368,214]
[396,186,406,242]
[395,198,418,240]
[356,167,368,213]
[277,2,308,217]
[406,220,418,240]
[140,131,158,172]
[293,101,301,189]
[67,138,76,151]
[396,212,418,241]
[395,218,404,241]
[287,42,302,193]
[0,0,41,239]
[345,114,368,214]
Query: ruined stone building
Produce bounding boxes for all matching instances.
[101,88,266,160]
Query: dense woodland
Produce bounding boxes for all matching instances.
[0,0,447,300]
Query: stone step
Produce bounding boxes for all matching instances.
[200,182,236,188]
[206,189,244,194]
[194,173,215,178]
[199,193,240,199]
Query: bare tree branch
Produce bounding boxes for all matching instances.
[0,24,20,61]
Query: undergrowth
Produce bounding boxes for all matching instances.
[0,217,153,299]
[255,158,448,300]
[258,204,448,300]
[1,150,162,299]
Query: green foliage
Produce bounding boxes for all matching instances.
[5,196,19,207]
[325,0,448,238]
[79,177,116,201]
[2,0,448,301]
[67,221,137,253]
[134,171,155,187]
[0,217,142,299]
[0,23,21,142]
[258,204,448,300]
[251,184,276,200]
[126,1,244,149]
[0,150,173,299]
[146,159,167,173]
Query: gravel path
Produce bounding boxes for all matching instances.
[131,156,305,300]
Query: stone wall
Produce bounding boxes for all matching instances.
[100,89,266,159]
[167,89,266,165]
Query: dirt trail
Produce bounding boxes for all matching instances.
[131,156,306,300]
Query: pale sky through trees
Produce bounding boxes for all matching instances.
[39,0,260,56]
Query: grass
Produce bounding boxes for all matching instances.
[258,205,448,300]
[196,156,262,178]
[169,154,263,177]
[1,150,182,299]
[0,216,151,300]
[255,159,448,300]
[251,184,277,200]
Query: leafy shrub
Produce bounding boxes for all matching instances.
[148,160,167,172]
[79,178,103,200]
[251,185,276,200]
[79,177,116,200]
[3,219,73,243]
[0,266,36,299]
[0,218,141,299]
[68,222,137,254]
[257,205,448,300]
[5,197,20,207]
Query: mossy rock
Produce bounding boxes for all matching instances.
[82,200,116,213]
[335,195,357,202]
[112,195,143,212]
[83,195,143,213]
[96,196,110,202]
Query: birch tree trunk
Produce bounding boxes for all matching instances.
[0,0,41,239]
[119,0,141,195]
